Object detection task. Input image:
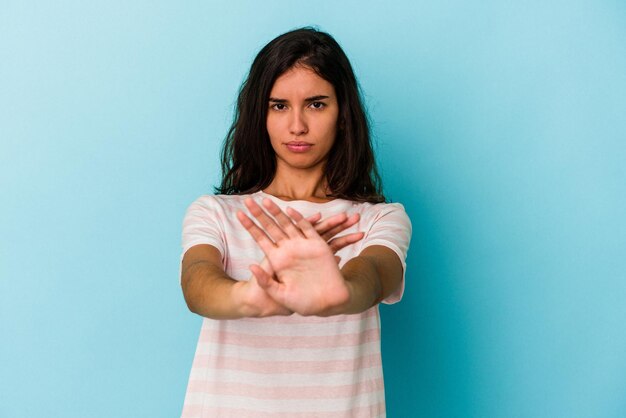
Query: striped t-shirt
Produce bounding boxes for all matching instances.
[180,191,411,418]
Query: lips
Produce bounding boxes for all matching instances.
[285,141,313,153]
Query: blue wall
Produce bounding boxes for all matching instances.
[1,1,625,417]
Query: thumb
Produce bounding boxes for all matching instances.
[250,264,273,288]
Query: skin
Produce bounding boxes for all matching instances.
[181,212,364,318]
[181,65,403,318]
[264,65,338,201]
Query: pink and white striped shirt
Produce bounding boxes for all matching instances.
[180,191,411,418]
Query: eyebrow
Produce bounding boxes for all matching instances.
[269,95,330,103]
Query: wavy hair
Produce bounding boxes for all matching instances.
[216,27,385,203]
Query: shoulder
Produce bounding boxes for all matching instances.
[351,201,411,230]
[354,201,412,256]
[183,194,254,230]
[372,202,409,217]
[185,194,250,214]
[181,194,253,254]
[188,193,246,208]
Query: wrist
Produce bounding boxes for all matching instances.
[333,267,380,315]
[313,276,352,317]
[338,279,363,315]
[230,280,254,318]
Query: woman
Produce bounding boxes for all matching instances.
[180,27,411,417]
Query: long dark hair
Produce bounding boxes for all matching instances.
[216,27,385,203]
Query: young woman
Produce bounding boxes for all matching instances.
[180,27,411,418]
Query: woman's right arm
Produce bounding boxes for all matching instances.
[181,212,364,319]
[181,244,291,319]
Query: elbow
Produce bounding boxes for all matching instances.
[180,274,200,315]
[183,294,199,315]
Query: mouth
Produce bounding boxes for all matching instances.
[285,141,313,153]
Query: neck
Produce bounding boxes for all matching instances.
[263,162,332,202]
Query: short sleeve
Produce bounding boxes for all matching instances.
[360,203,412,304]
[180,196,227,279]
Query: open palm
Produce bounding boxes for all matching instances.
[237,198,355,316]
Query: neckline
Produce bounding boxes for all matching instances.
[253,190,348,208]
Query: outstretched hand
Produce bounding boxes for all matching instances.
[237,198,363,316]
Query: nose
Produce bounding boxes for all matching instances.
[289,109,308,136]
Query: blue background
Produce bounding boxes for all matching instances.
[1,1,625,417]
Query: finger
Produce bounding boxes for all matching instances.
[249,263,275,287]
[328,231,365,253]
[250,264,284,303]
[244,198,288,242]
[262,198,305,239]
[287,206,318,239]
[249,265,289,317]
[275,306,294,316]
[259,257,276,279]
[237,210,277,255]
[314,212,348,237]
[306,212,322,225]
[320,213,360,241]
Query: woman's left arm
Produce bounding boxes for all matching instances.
[335,245,404,315]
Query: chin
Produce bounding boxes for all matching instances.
[279,156,325,171]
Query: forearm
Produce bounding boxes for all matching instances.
[331,245,404,316]
[327,256,383,316]
[181,261,244,320]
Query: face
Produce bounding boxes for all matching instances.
[266,65,339,173]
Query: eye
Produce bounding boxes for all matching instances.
[309,101,326,110]
[270,103,287,111]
